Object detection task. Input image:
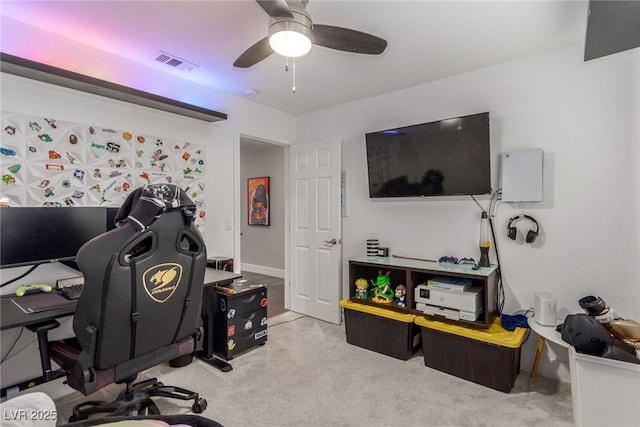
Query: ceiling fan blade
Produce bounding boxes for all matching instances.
[313,25,387,55]
[257,0,293,18]
[234,37,274,68]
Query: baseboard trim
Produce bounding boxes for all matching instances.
[241,263,285,279]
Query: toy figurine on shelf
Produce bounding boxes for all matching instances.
[371,270,394,304]
[395,284,407,307]
[354,278,369,300]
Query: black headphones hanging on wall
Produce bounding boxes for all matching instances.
[507,214,539,243]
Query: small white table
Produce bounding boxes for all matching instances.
[527,316,569,378]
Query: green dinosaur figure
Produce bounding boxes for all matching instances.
[370,270,394,303]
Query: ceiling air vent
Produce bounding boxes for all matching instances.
[154,51,198,72]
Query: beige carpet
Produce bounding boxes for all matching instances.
[55,312,573,426]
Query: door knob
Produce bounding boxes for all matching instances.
[323,238,338,246]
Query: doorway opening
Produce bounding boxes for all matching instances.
[239,137,287,318]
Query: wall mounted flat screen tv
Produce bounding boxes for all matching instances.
[584,0,640,61]
[0,207,110,268]
[365,112,491,198]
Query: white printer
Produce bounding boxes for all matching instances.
[415,284,483,321]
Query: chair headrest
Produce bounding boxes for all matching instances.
[114,184,197,230]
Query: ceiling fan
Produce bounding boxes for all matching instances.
[234,0,388,68]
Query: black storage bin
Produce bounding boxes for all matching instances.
[415,316,526,393]
[340,299,420,360]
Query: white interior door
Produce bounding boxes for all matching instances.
[289,138,341,324]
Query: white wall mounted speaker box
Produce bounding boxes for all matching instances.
[534,292,557,326]
[501,147,543,202]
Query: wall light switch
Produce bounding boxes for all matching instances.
[225,218,232,230]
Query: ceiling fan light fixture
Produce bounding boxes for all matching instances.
[269,30,312,57]
[234,0,388,68]
[269,19,313,58]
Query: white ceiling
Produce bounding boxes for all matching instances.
[0,1,588,116]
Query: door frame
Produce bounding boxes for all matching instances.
[234,130,291,310]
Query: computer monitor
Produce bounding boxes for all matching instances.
[0,207,108,268]
[106,207,120,231]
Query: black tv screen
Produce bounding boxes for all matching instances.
[365,112,491,198]
[584,0,640,61]
[0,207,108,268]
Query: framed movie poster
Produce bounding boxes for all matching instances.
[248,176,270,226]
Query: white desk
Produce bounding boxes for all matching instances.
[529,315,640,426]
[527,316,568,378]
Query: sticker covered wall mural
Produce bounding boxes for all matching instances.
[0,111,207,230]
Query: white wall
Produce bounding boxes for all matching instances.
[297,43,640,382]
[2,40,638,387]
[0,72,296,260]
[0,72,295,389]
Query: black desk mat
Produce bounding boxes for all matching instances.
[11,292,76,313]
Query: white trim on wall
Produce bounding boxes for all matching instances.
[241,263,285,279]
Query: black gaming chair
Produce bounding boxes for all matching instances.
[30,185,208,421]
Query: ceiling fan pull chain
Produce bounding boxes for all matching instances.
[292,58,297,93]
[285,56,289,72]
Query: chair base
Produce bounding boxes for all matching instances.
[69,377,207,422]
[169,353,194,368]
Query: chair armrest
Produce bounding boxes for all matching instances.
[26,320,61,381]
[26,320,61,334]
[77,324,98,368]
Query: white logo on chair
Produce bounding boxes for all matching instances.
[143,263,183,303]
